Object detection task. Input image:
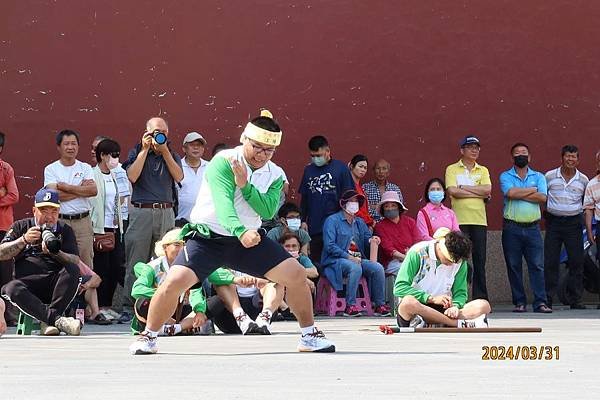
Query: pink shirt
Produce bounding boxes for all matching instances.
[416,202,460,240]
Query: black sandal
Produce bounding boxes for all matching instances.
[86,313,112,325]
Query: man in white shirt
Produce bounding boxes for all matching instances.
[175,132,208,227]
[544,144,589,310]
[44,130,97,268]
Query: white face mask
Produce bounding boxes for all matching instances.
[286,218,301,231]
[107,156,119,170]
[345,201,360,215]
[288,250,300,258]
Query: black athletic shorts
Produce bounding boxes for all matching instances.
[396,303,447,327]
[174,230,291,283]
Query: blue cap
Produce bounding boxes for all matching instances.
[459,135,480,147]
[35,188,60,208]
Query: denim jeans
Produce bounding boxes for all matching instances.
[501,221,547,308]
[338,259,386,306]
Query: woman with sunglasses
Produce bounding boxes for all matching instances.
[89,138,126,323]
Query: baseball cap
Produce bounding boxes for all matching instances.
[459,135,480,147]
[35,188,60,208]
[183,132,207,145]
[339,189,366,207]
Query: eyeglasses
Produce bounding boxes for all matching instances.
[249,141,276,156]
[110,152,120,158]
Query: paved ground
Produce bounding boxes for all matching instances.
[1,306,598,400]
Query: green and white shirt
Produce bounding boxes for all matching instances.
[393,241,468,309]
[189,146,284,238]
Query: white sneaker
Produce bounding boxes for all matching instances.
[235,313,259,335]
[40,322,60,336]
[99,309,117,321]
[129,332,158,355]
[297,328,336,353]
[254,311,272,335]
[54,317,81,336]
[409,314,426,328]
[458,314,489,328]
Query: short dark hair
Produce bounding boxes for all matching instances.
[0,131,5,147]
[561,144,579,156]
[349,154,368,168]
[278,231,301,246]
[308,135,329,151]
[95,139,120,162]
[424,178,446,203]
[510,142,529,154]
[278,202,301,219]
[211,143,229,157]
[251,116,280,132]
[56,129,80,145]
[444,231,472,261]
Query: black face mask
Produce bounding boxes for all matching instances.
[513,155,529,168]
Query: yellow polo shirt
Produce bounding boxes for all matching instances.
[445,160,491,226]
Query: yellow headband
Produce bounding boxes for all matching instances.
[434,228,456,263]
[240,109,282,146]
[437,238,456,264]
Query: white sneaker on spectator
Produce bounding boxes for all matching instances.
[458,314,488,328]
[129,332,158,355]
[40,322,59,336]
[254,311,272,335]
[235,313,259,335]
[54,317,81,336]
[297,328,335,352]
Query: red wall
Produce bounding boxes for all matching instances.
[2,1,599,227]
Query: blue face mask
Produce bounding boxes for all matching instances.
[311,156,327,167]
[428,191,444,204]
[286,218,301,231]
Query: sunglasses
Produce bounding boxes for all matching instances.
[109,152,120,158]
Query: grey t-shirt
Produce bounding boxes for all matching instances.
[123,144,182,204]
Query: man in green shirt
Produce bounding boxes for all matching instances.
[394,229,491,328]
[129,110,335,355]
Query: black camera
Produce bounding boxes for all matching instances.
[151,130,167,145]
[40,224,61,254]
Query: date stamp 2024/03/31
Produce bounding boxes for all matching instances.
[482,346,559,361]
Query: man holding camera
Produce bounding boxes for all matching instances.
[0,188,82,336]
[121,117,183,313]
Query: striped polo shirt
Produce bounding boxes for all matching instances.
[545,167,589,216]
[583,175,600,220]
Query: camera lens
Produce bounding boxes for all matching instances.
[153,130,167,145]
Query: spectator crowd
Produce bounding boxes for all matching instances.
[0,118,599,338]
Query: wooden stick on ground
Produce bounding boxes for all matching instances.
[379,325,542,334]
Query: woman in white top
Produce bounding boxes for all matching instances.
[90,139,126,322]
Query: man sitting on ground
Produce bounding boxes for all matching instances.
[394,228,491,328]
[0,188,82,336]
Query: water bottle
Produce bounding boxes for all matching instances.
[76,307,85,326]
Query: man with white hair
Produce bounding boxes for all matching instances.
[120,117,183,317]
[129,110,335,355]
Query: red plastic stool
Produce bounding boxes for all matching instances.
[315,276,373,316]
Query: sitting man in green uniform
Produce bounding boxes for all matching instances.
[394,228,491,328]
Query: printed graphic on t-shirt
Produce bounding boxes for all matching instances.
[307,173,336,194]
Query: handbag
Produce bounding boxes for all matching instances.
[93,232,115,252]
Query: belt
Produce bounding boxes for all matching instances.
[503,219,539,228]
[545,212,582,220]
[59,211,90,220]
[133,202,173,209]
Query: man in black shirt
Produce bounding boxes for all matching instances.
[0,188,83,335]
[120,117,183,314]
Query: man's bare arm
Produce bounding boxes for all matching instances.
[51,250,80,266]
[0,237,26,261]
